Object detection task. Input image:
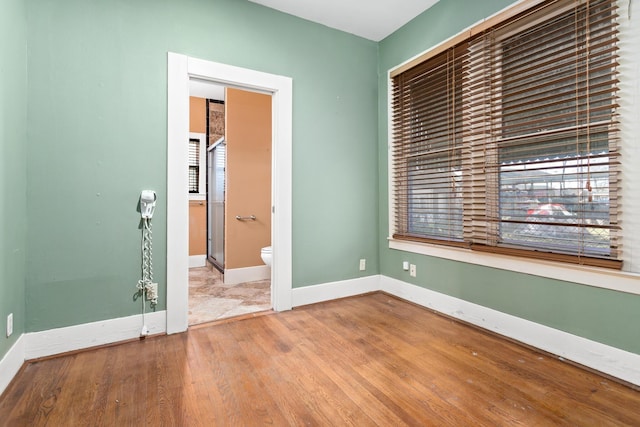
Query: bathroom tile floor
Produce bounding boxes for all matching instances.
[188,266,271,325]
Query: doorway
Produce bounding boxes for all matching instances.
[188,86,273,325]
[167,53,293,334]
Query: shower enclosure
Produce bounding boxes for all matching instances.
[207,137,226,270]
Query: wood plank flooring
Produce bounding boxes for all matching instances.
[1,293,639,426]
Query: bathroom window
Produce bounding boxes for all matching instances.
[188,139,199,193]
[189,133,207,197]
[390,0,621,269]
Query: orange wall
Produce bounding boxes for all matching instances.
[225,88,272,269]
[189,96,206,133]
[188,201,207,255]
[189,96,207,256]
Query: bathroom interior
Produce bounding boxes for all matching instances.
[188,82,273,325]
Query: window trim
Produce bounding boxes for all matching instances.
[387,0,638,290]
[388,237,640,296]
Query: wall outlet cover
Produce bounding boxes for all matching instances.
[410,264,417,277]
[6,313,13,337]
[359,259,366,271]
[146,282,159,303]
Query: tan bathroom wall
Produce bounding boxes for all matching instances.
[188,200,207,255]
[225,88,272,269]
[189,96,207,256]
[189,96,206,133]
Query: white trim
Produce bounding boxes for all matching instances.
[4,274,638,393]
[224,265,271,285]
[389,239,640,296]
[167,53,293,334]
[167,52,191,334]
[380,275,640,386]
[189,255,206,268]
[23,311,167,360]
[0,335,26,396]
[291,275,381,307]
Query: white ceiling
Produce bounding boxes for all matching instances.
[248,0,440,41]
[190,79,225,101]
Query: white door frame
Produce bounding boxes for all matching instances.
[166,52,293,334]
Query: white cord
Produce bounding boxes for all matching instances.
[143,218,153,284]
[138,217,157,336]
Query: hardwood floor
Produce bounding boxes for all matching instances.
[1,293,639,426]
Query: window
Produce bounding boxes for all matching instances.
[391,0,620,269]
[189,138,200,193]
[189,133,206,196]
[393,44,467,245]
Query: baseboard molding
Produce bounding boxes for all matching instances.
[292,275,380,307]
[224,265,270,285]
[0,334,26,396]
[4,275,638,396]
[189,255,206,268]
[24,310,167,360]
[380,275,640,387]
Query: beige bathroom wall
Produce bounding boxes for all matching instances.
[189,96,206,134]
[188,200,207,256]
[189,96,207,256]
[225,88,272,269]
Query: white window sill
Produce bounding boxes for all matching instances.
[189,194,206,202]
[388,238,640,296]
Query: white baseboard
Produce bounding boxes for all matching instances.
[224,265,270,285]
[0,334,26,396]
[292,275,381,307]
[24,310,167,360]
[3,274,638,396]
[380,275,640,387]
[189,255,206,268]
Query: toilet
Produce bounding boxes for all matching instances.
[260,246,272,267]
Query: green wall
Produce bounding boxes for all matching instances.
[378,0,640,355]
[25,0,379,331]
[0,0,28,359]
[11,0,638,359]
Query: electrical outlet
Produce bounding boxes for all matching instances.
[6,313,13,337]
[359,259,366,271]
[409,264,417,277]
[145,282,158,304]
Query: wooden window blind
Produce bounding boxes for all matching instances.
[391,0,621,268]
[392,43,469,246]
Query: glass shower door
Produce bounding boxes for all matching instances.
[207,138,226,269]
